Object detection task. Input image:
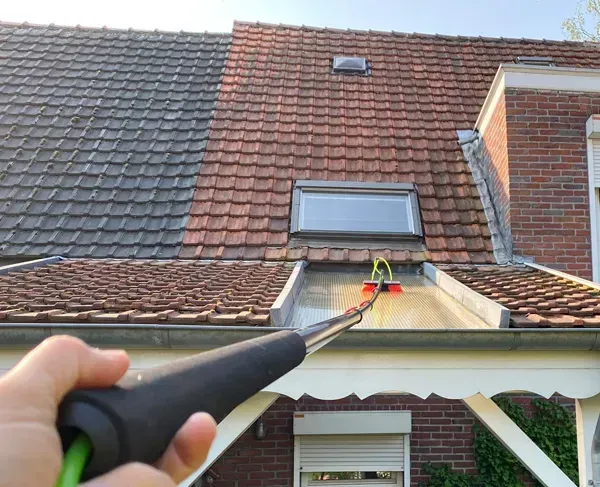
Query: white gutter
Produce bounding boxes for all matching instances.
[1,324,599,350]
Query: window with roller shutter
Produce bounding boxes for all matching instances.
[293,411,411,487]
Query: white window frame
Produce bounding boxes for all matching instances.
[332,56,370,75]
[290,181,422,238]
[300,471,403,487]
[293,411,411,487]
[586,115,600,282]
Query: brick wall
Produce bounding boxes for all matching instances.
[209,394,571,487]
[504,88,596,278]
[482,94,512,252]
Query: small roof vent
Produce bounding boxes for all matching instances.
[516,56,555,66]
[332,56,369,74]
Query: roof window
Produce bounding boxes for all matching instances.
[332,56,370,75]
[290,181,422,237]
[515,56,555,66]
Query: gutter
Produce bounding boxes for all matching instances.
[1,324,600,351]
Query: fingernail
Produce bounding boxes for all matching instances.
[191,411,217,426]
[100,349,128,360]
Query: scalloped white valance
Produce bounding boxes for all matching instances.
[264,349,600,400]
[2,348,599,400]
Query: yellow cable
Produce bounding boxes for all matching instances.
[371,257,393,282]
[371,258,379,280]
[378,257,393,281]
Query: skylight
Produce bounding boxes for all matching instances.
[290,181,422,237]
[332,56,369,75]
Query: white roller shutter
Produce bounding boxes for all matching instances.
[297,434,405,472]
[592,139,600,187]
[587,117,600,282]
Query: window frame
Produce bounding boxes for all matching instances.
[290,181,422,239]
[293,411,411,487]
[586,115,600,282]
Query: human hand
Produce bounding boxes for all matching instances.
[0,335,217,487]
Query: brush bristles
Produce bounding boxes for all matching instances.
[362,283,377,293]
[387,284,403,293]
[362,280,403,293]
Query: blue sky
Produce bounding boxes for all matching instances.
[0,0,583,40]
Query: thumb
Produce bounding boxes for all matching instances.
[0,335,129,421]
[82,463,175,487]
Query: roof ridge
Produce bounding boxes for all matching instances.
[233,20,600,47]
[0,19,232,37]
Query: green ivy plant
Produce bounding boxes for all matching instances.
[420,397,578,487]
[422,463,482,487]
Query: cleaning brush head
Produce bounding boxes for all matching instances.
[361,280,403,293]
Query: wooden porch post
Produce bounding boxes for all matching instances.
[462,393,576,487]
[576,394,600,487]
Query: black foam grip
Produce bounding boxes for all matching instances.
[57,330,306,480]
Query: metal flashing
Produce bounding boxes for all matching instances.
[290,181,422,238]
[423,263,511,328]
[270,261,307,327]
[0,256,63,275]
[294,181,416,191]
[525,262,600,291]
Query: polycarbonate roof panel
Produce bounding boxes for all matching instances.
[287,270,490,329]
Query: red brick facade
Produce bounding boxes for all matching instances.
[209,394,570,487]
[481,94,511,254]
[506,88,595,278]
[481,88,596,279]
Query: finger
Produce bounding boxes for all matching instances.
[82,462,175,487]
[155,412,217,483]
[1,335,129,410]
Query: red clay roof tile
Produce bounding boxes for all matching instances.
[0,259,295,326]
[181,22,600,263]
[439,264,600,328]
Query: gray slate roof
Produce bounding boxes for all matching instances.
[0,23,231,259]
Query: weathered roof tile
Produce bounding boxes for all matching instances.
[439,264,600,328]
[0,259,294,326]
[0,23,231,259]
